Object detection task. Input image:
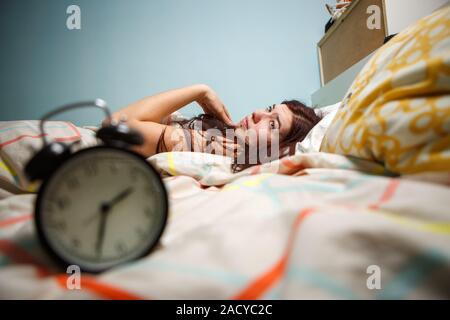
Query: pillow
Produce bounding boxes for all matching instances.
[314,102,341,118]
[0,120,98,192]
[296,102,341,154]
[320,5,450,175]
[0,156,21,191]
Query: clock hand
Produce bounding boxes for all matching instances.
[95,210,107,257]
[94,186,135,254]
[94,186,133,256]
[84,187,134,227]
[101,186,134,212]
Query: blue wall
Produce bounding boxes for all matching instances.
[0,0,329,126]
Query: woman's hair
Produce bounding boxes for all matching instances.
[177,100,322,173]
[280,100,323,155]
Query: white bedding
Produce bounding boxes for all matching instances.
[296,102,341,154]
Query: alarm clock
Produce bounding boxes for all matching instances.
[25,99,169,273]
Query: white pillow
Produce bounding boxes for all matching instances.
[296,102,341,154]
[314,102,341,118]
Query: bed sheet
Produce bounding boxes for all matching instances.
[0,121,449,299]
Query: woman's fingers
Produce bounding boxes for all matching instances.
[198,91,236,127]
[223,105,231,118]
[220,105,236,127]
[205,104,235,127]
[222,114,235,127]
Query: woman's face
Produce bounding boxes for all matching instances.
[237,103,294,145]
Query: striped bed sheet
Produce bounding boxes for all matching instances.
[0,120,449,299]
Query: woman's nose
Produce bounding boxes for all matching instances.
[252,110,268,123]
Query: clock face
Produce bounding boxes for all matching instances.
[35,146,168,273]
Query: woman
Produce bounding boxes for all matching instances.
[103,84,321,172]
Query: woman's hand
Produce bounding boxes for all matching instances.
[196,86,236,127]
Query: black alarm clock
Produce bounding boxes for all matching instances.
[25,99,169,273]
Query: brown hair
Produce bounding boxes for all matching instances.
[279,100,323,156]
[176,100,322,173]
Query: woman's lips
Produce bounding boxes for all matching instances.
[240,117,249,130]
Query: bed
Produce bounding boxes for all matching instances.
[0,116,448,300]
[0,5,449,300]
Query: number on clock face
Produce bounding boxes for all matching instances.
[36,147,168,272]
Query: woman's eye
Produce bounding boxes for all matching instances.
[266,106,273,112]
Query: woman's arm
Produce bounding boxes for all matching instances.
[124,119,180,158]
[101,84,236,159]
[108,84,210,124]
[101,84,207,158]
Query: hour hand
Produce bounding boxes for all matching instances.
[102,187,134,213]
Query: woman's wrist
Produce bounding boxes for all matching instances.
[193,84,212,102]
